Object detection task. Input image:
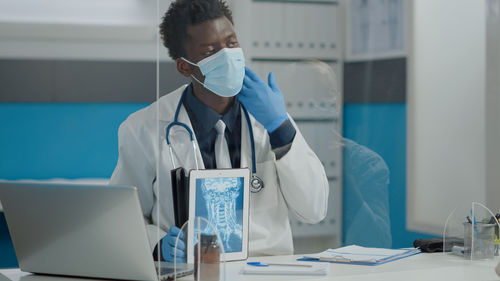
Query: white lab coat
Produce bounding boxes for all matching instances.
[110,85,329,256]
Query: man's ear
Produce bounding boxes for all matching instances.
[176,58,191,77]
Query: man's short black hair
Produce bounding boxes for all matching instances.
[160,0,234,59]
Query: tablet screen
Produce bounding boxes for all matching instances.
[188,168,250,262]
[195,177,244,253]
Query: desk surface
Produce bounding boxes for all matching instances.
[1,253,499,281]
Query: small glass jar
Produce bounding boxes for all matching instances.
[194,234,220,281]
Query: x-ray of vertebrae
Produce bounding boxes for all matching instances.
[196,177,243,252]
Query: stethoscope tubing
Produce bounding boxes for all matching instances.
[165,90,257,176]
[165,121,199,170]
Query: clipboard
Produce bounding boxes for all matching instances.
[298,245,421,266]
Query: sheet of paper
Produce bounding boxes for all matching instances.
[242,263,328,276]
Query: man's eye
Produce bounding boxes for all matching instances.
[202,50,215,56]
[228,41,239,48]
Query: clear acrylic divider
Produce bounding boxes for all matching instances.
[443,202,500,260]
[174,217,226,281]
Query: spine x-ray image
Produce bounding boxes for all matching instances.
[195,177,244,252]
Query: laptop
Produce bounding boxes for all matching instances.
[0,181,192,281]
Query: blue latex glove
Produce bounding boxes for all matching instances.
[161,226,186,263]
[239,66,288,133]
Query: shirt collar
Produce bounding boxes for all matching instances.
[183,84,240,134]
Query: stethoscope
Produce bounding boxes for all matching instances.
[165,90,264,193]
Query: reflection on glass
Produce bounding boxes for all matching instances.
[343,138,392,248]
[196,177,244,253]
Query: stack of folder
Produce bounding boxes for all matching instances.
[298,245,421,266]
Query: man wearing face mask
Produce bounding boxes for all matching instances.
[110,0,329,262]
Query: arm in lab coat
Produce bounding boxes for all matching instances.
[109,121,167,251]
[274,117,329,224]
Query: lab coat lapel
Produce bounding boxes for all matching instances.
[168,105,205,170]
[240,108,252,171]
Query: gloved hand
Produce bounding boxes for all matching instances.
[161,226,186,263]
[238,66,288,133]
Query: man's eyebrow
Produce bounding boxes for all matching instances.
[225,33,237,40]
[199,42,216,47]
[197,33,237,47]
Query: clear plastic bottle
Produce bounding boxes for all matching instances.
[194,234,220,281]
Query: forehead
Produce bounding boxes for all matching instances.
[185,16,235,46]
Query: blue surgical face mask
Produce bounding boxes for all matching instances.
[182,48,245,97]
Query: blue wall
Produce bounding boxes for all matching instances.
[0,103,147,268]
[342,103,434,248]
[0,103,147,180]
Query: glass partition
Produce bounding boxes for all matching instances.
[0,0,161,270]
[1,0,499,277]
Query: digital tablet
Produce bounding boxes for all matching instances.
[187,168,250,262]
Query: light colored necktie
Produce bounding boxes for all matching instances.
[214,120,232,169]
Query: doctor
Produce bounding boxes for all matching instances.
[110,0,328,261]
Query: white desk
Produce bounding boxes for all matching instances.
[1,253,499,281]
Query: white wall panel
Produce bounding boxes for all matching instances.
[407,0,487,235]
[486,0,500,214]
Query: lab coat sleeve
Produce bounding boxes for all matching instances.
[109,121,166,251]
[274,119,329,224]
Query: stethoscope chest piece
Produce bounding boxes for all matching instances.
[250,175,264,193]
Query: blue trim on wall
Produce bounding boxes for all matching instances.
[342,103,435,248]
[0,103,148,180]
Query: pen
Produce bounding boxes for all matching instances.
[470,210,484,253]
[247,262,312,267]
[470,211,480,238]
